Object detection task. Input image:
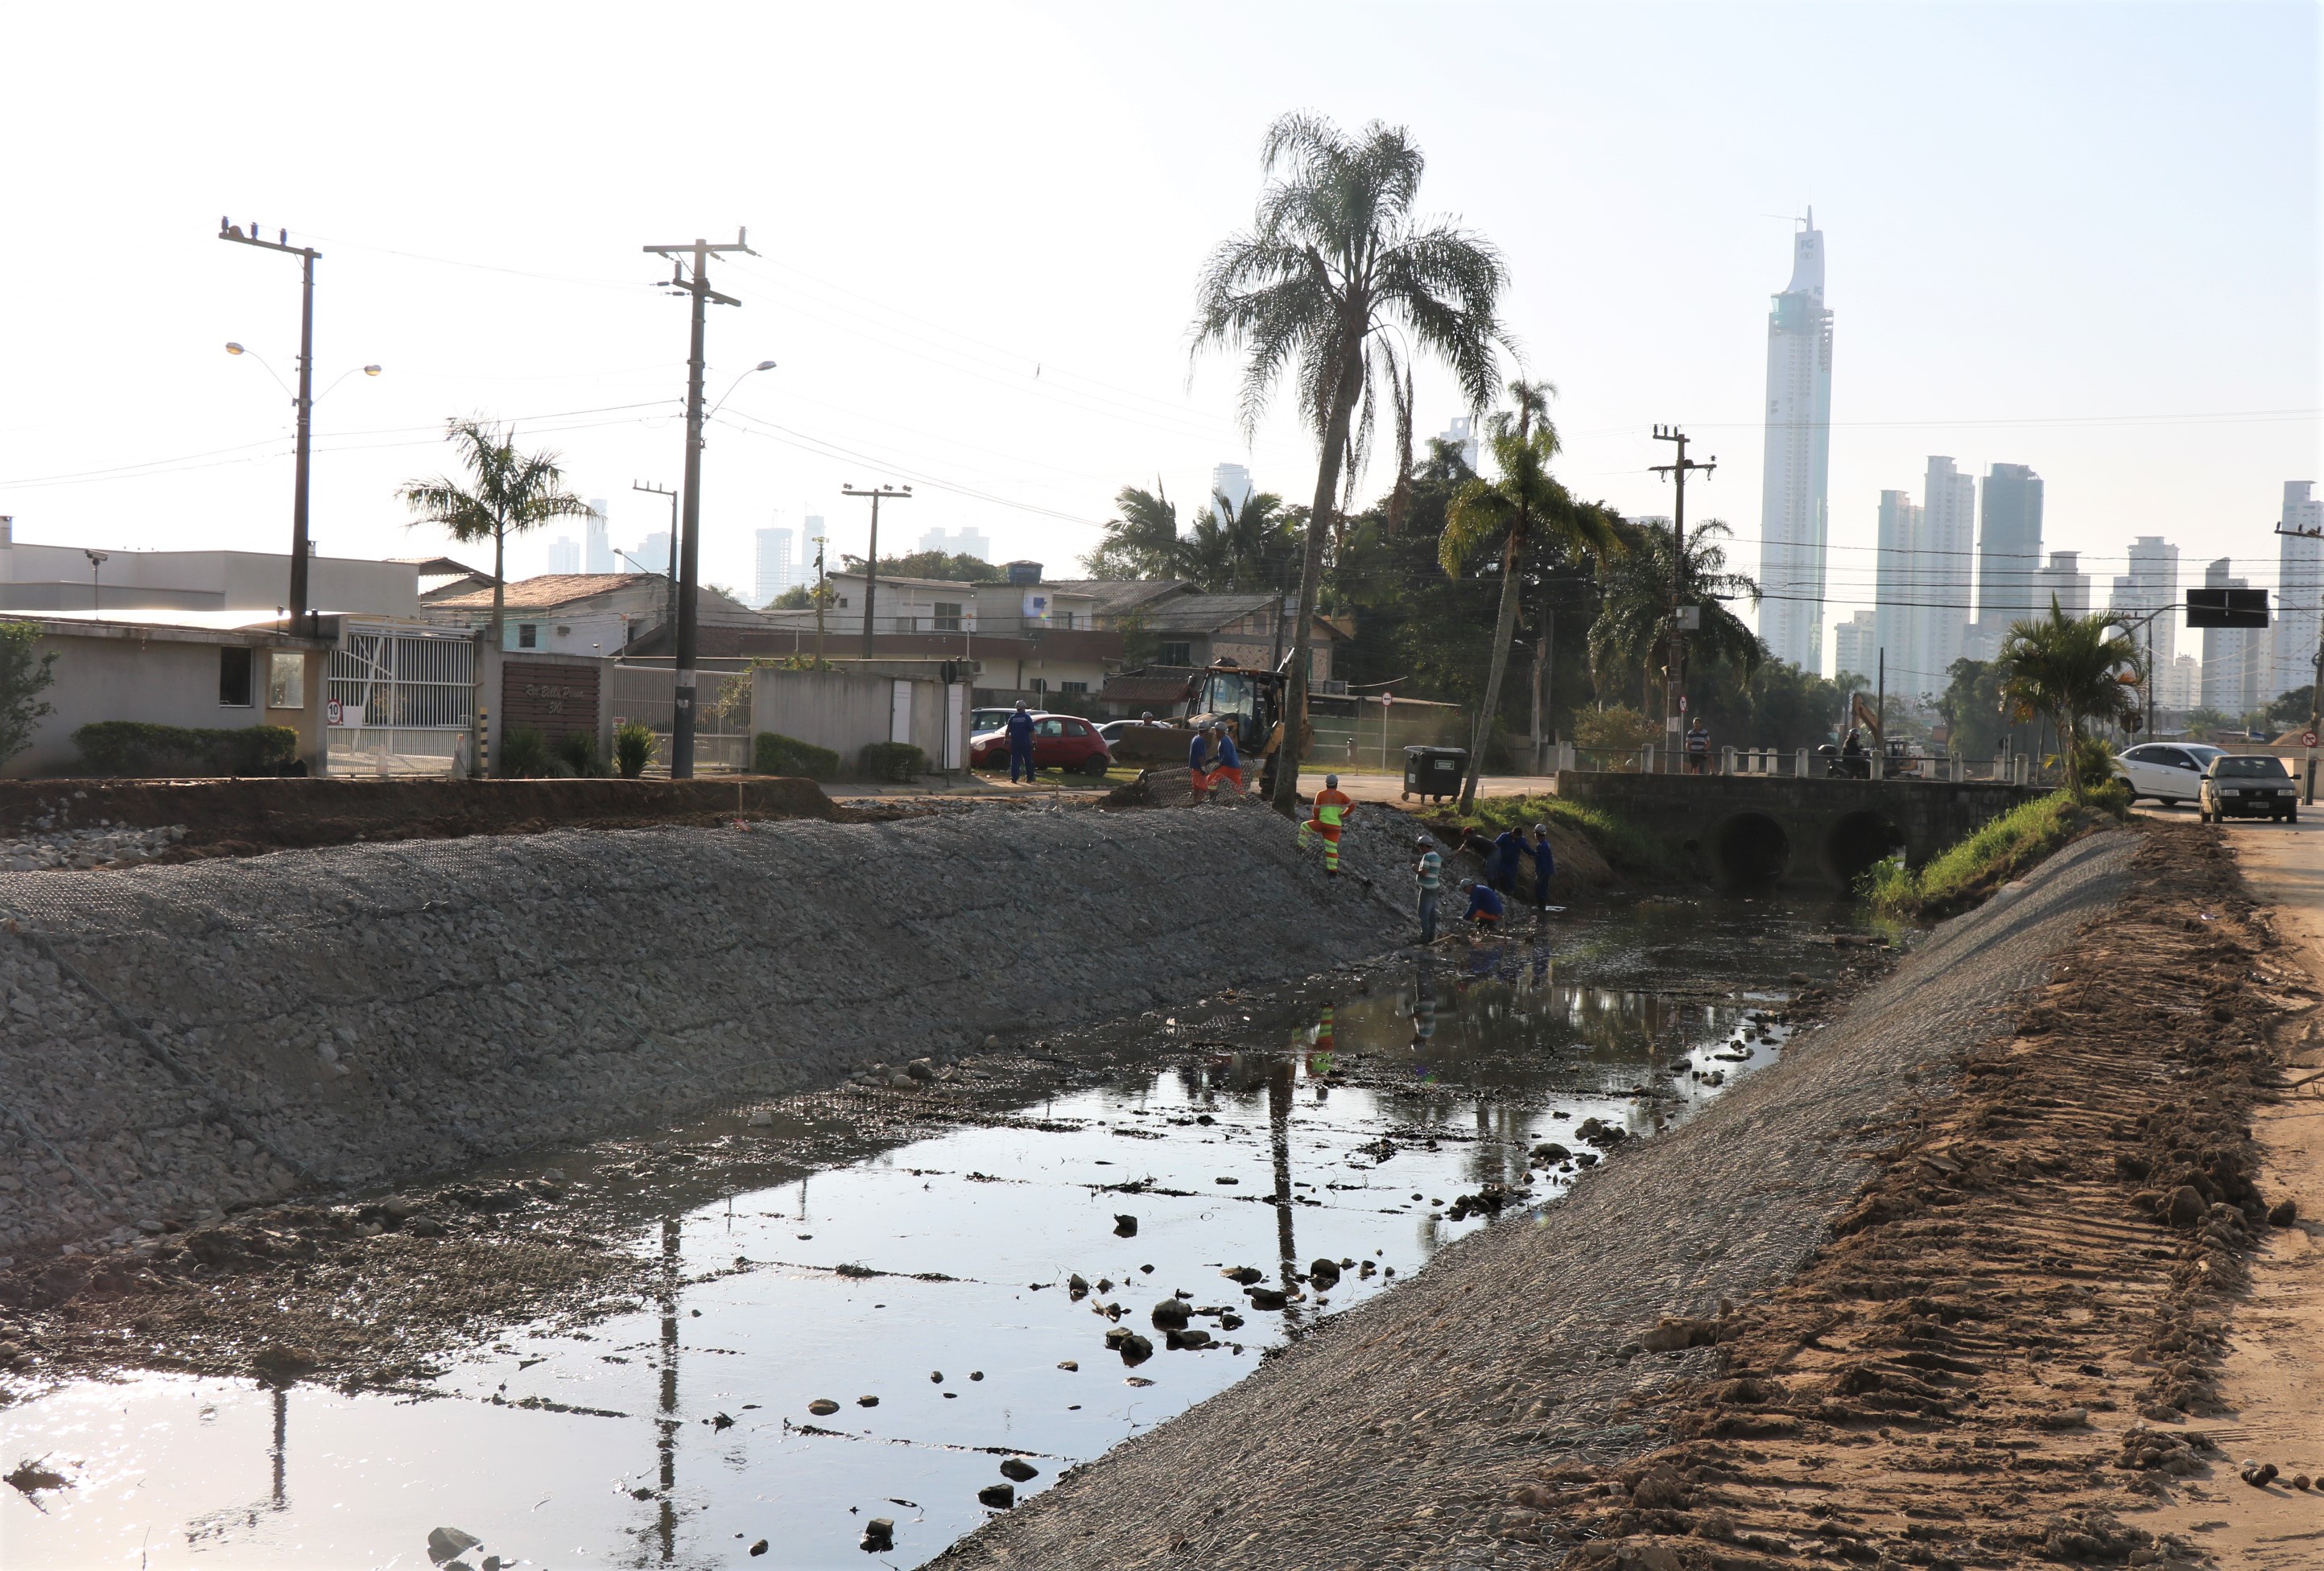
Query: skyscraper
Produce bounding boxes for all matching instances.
[2109,536,2181,677]
[584,500,613,574]
[1975,464,2043,633]
[1438,416,1479,473]
[2201,557,2264,715]
[755,526,796,606]
[802,515,826,581]
[1209,463,1254,521]
[1917,456,1975,689]
[2270,481,2322,699]
[918,526,992,562]
[1832,609,1877,682]
[2032,551,2090,619]
[1873,489,1922,690]
[547,536,580,575]
[1756,212,1834,674]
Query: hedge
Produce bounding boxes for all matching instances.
[74,721,300,777]
[754,732,840,780]
[858,741,927,782]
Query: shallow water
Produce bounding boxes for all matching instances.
[2,898,1861,1569]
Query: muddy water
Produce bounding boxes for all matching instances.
[2,898,1864,1569]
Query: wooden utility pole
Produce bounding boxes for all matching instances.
[642,229,753,778]
[840,484,912,661]
[1649,425,1715,769]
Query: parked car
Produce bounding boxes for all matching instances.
[2198,753,2298,823]
[968,712,1113,777]
[2113,742,2225,806]
[969,707,1020,735]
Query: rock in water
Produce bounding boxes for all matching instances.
[1113,1214,1138,1237]
[749,1540,769,1557]
[427,1528,483,1565]
[1220,1265,1262,1285]
[807,1398,840,1416]
[999,1457,1038,1482]
[1150,1298,1190,1330]
[978,1483,1016,1509]
[1247,1287,1287,1310]
[1116,1333,1154,1366]
[1067,1273,1089,1297]
[861,1519,895,1551]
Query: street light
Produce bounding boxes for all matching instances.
[83,549,109,616]
[707,360,778,423]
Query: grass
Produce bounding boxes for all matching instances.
[1861,783,2128,921]
[1430,792,1677,878]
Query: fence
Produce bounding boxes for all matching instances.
[609,660,755,775]
[325,624,475,777]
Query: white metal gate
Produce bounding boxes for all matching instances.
[326,624,476,776]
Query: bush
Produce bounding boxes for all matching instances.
[614,720,656,779]
[554,729,605,777]
[1573,705,1660,755]
[1443,791,1673,877]
[858,740,927,782]
[498,724,552,778]
[0,620,58,767]
[73,721,299,777]
[754,731,840,779]
[1861,789,2118,920]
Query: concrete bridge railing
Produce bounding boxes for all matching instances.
[1554,769,2048,892]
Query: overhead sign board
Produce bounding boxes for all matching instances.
[2186,588,2268,629]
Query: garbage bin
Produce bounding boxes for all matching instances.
[1402,744,1469,802]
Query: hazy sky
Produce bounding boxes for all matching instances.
[2,1,2315,671]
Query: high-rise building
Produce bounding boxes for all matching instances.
[1209,463,1254,521]
[636,530,674,577]
[1916,456,1975,690]
[1832,609,1878,682]
[1756,212,1835,675]
[1439,416,1479,473]
[754,526,797,606]
[2200,557,2264,715]
[1975,464,2043,636]
[584,500,613,574]
[2270,481,2322,699]
[2165,654,2200,712]
[1873,489,1922,689]
[918,526,992,562]
[547,536,580,575]
[802,515,826,581]
[2108,536,2181,676]
[2032,551,2090,620]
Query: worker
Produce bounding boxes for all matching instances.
[1460,877,1505,930]
[1309,772,1355,876]
[1528,823,1556,911]
[1005,701,1037,784]
[1187,721,1218,799]
[1211,722,1244,795]
[1489,824,1524,894]
[1413,833,1443,944]
[1686,717,1711,775]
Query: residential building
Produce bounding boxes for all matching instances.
[1831,609,1877,682]
[547,536,580,575]
[2200,557,2264,715]
[1210,463,1254,519]
[584,500,613,574]
[1439,415,1479,473]
[1916,456,1975,691]
[2109,536,2182,678]
[1756,211,1835,675]
[917,526,991,563]
[2032,551,2091,620]
[2270,481,2322,699]
[1872,490,1922,691]
[754,526,797,607]
[1041,578,1197,629]
[1974,463,2043,640]
[2165,653,2200,713]
[419,572,766,655]
[0,521,419,617]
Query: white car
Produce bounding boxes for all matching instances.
[2113,742,2225,806]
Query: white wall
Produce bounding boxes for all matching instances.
[749,667,960,772]
[6,623,328,777]
[0,542,418,617]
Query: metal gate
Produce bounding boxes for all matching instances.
[326,624,476,776]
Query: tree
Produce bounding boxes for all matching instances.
[1194,111,1512,814]
[1992,599,2144,799]
[1588,518,1760,714]
[1183,489,1300,593]
[1438,380,1621,807]
[398,419,593,648]
[839,550,992,584]
[0,620,59,767]
[1082,484,1185,580]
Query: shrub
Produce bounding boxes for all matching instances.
[498,724,552,778]
[72,721,299,777]
[553,729,605,777]
[614,720,656,779]
[1862,789,2118,920]
[1573,705,1660,756]
[858,740,927,782]
[0,620,58,767]
[754,732,840,779]
[1444,791,1673,877]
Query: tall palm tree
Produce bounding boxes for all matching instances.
[1083,483,1184,580]
[1194,111,1513,814]
[1994,599,2144,798]
[1439,380,1623,808]
[1183,489,1299,593]
[1588,519,1761,716]
[398,419,593,648]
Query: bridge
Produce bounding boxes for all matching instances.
[1554,770,2044,891]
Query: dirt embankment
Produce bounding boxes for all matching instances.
[0,775,840,860]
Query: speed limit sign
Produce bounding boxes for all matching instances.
[2304,731,2318,749]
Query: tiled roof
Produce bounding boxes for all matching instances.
[1041,579,1193,617]
[426,573,655,612]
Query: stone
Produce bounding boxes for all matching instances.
[978,1483,1015,1509]
[1057,1360,1079,1371]
[929,1371,943,1383]
[1247,1287,1288,1310]
[1067,1273,1089,1297]
[969,1371,984,1381]
[1307,1257,1342,1285]
[2268,1198,2297,1227]
[2165,1186,2206,1227]
[749,1540,768,1557]
[1150,1298,1191,1330]
[807,1399,840,1416]
[906,1058,936,1081]
[999,1458,1038,1482]
[1113,1214,1138,1237]
[428,1527,483,1565]
[1630,1466,1689,1510]
[746,1111,774,1128]
[1166,1327,1212,1350]
[1530,1142,1571,1161]
[856,1396,878,1407]
[1116,1333,1154,1365]
[1221,1265,1263,1284]
[861,1519,895,1551]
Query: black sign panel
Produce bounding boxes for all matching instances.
[2186,588,2268,629]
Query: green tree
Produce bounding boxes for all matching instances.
[1588,519,1761,716]
[398,419,593,648]
[1438,381,1622,807]
[1082,484,1185,579]
[1194,111,1512,814]
[839,550,993,584]
[1183,489,1300,593]
[1992,599,2144,799]
[0,620,59,767]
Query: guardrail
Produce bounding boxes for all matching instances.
[1562,744,2047,784]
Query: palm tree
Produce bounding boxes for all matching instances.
[1588,519,1761,717]
[398,419,593,647]
[1439,380,1622,808]
[1994,599,2144,798]
[1194,112,1513,814]
[1183,489,1300,593]
[1082,483,1184,580]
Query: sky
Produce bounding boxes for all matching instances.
[1,1,2316,674]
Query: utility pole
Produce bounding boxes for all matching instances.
[218,219,320,622]
[642,229,754,779]
[840,484,912,662]
[1649,425,1715,770]
[812,534,830,666]
[633,480,680,638]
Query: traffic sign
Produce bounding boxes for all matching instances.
[2304,731,2318,750]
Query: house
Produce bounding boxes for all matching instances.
[418,572,767,655]
[2,609,332,777]
[398,555,497,603]
[1123,592,1341,681]
[0,520,419,618]
[1038,579,1196,629]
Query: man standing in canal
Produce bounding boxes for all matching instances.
[1005,701,1037,784]
[1414,834,1443,943]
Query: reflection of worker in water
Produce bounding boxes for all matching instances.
[1306,1004,1336,1078]
[1410,964,1437,1045]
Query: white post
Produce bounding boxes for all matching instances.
[1796,748,1810,777]
[1721,744,1736,776]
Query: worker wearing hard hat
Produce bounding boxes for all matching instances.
[1307,773,1355,876]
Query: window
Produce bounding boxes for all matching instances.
[266,649,306,710]
[934,601,963,632]
[1158,641,1192,667]
[1029,677,1047,694]
[219,646,254,707]
[518,624,539,649]
[1059,612,1076,629]
[1036,719,1066,736]
[1061,681,1088,696]
[838,597,850,608]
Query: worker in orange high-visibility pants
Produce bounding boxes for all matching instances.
[1308,772,1355,876]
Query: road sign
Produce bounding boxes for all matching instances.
[2304,731,2318,749]
[2187,588,2269,629]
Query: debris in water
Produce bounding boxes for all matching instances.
[1112,1214,1138,1237]
[427,1526,483,1565]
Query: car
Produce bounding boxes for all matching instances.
[968,707,1020,735]
[2198,753,2298,823]
[2114,742,2225,805]
[968,711,1113,777]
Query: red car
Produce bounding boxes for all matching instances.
[969,712,1114,777]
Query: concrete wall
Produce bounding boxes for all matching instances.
[6,621,330,777]
[480,648,613,770]
[0,542,419,618]
[751,667,967,770]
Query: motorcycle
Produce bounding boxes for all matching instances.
[1817,744,1871,779]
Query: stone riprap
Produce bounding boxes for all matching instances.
[2,821,186,872]
[0,800,1407,1258]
